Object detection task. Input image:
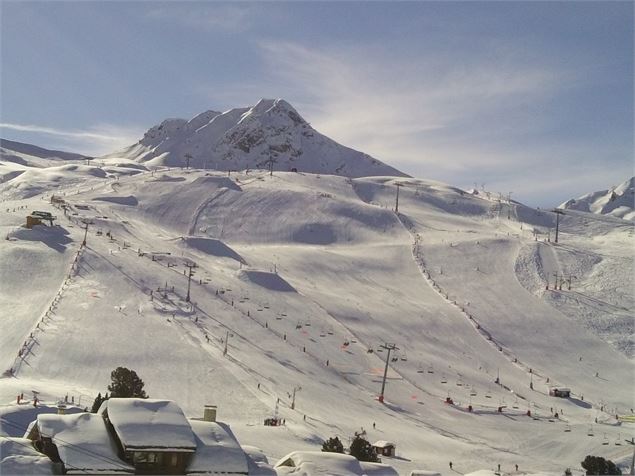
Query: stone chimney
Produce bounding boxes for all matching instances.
[203,405,217,422]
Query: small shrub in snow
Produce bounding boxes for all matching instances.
[321,436,344,453]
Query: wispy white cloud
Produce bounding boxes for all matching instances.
[255,40,562,159]
[145,4,256,33]
[224,39,627,206]
[0,122,143,156]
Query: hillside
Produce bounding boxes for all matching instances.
[0,138,85,167]
[103,99,408,178]
[560,177,635,221]
[1,162,633,473]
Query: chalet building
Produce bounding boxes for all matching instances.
[100,399,197,474]
[23,398,250,475]
[29,211,56,227]
[25,412,134,474]
[372,440,396,457]
[548,387,571,398]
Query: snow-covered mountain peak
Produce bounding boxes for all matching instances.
[560,176,635,221]
[104,99,406,177]
[238,98,306,127]
[186,110,222,132]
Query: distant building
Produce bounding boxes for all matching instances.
[26,211,56,228]
[372,440,396,457]
[548,387,571,398]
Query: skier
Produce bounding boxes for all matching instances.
[372,422,376,429]
[449,462,453,470]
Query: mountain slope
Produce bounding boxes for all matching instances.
[560,177,635,221]
[1,167,633,473]
[0,138,85,167]
[104,99,408,178]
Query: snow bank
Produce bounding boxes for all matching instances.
[274,451,396,475]
[238,270,297,293]
[93,195,139,206]
[179,237,244,262]
[0,437,53,475]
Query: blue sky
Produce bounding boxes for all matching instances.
[1,1,632,206]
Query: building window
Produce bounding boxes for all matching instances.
[134,452,158,464]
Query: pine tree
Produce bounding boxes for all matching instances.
[349,433,378,462]
[581,455,621,475]
[91,392,103,413]
[90,392,109,413]
[107,367,147,398]
[321,436,344,453]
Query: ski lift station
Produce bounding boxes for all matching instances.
[26,211,56,228]
[548,386,571,398]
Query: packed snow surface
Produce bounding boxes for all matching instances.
[0,145,633,474]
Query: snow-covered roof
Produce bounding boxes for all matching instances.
[102,399,196,452]
[360,461,399,475]
[186,420,248,474]
[37,413,134,474]
[274,451,396,476]
[0,437,53,475]
[372,440,395,448]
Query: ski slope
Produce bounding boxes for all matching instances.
[1,166,633,474]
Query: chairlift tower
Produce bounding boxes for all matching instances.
[378,343,399,403]
[185,261,197,302]
[394,183,402,213]
[552,209,565,243]
[291,386,302,410]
